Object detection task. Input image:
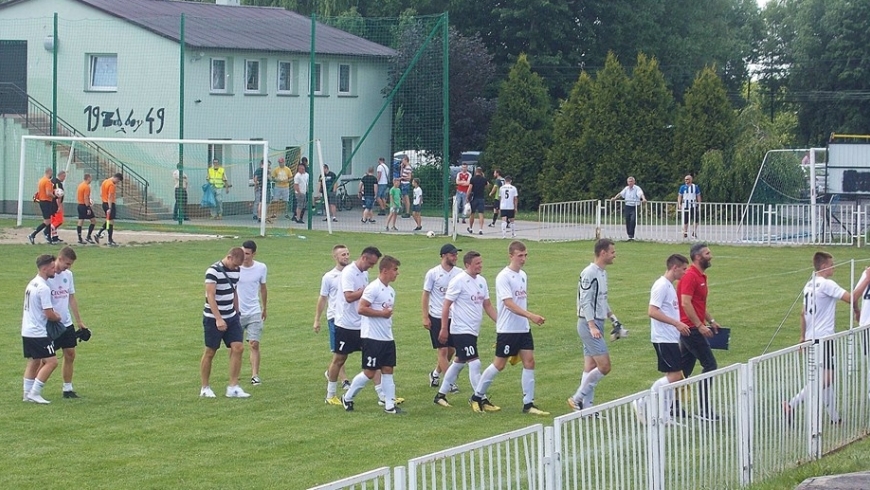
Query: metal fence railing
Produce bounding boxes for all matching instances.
[537,200,866,247]
[309,325,870,490]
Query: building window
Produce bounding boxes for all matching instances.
[277,61,294,94]
[211,58,228,93]
[312,63,323,95]
[245,59,262,93]
[338,63,352,94]
[208,143,225,167]
[88,54,117,91]
[341,137,356,175]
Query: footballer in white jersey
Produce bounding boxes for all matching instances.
[855,268,870,327]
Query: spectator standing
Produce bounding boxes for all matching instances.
[271,158,293,219]
[400,156,413,218]
[385,178,401,231]
[292,162,309,224]
[207,159,230,219]
[467,168,488,235]
[455,164,471,224]
[358,167,378,224]
[173,162,190,222]
[412,178,423,231]
[489,169,505,228]
[376,157,390,216]
[678,175,701,239]
[611,176,646,240]
[319,164,339,222]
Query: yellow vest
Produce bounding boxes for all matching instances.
[208,167,226,189]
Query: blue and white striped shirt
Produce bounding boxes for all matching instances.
[203,261,239,319]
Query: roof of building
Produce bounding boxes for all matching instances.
[1,0,395,57]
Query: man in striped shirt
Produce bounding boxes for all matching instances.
[678,174,701,239]
[200,247,250,399]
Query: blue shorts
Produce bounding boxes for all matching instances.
[400,182,411,196]
[378,185,389,200]
[363,196,375,210]
[412,204,421,213]
[203,315,244,350]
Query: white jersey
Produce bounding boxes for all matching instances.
[423,264,462,318]
[859,269,870,327]
[499,184,518,210]
[336,261,368,330]
[238,261,267,316]
[319,267,343,320]
[360,278,395,341]
[444,271,490,336]
[802,276,847,340]
[46,269,75,327]
[495,266,530,334]
[649,275,680,343]
[22,275,53,337]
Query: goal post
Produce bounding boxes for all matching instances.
[18,135,271,236]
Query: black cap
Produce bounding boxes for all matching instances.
[440,244,461,255]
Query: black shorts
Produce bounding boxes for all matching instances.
[53,324,77,350]
[334,326,362,355]
[682,207,699,224]
[102,202,116,219]
[202,315,243,350]
[361,339,397,370]
[77,204,95,220]
[428,315,452,349]
[653,343,682,373]
[38,201,57,219]
[495,332,534,357]
[815,339,835,370]
[500,209,515,219]
[23,337,56,359]
[451,333,479,362]
[470,198,486,214]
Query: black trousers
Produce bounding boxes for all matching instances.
[680,329,719,412]
[623,205,638,238]
[173,188,188,219]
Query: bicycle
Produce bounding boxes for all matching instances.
[335,179,358,211]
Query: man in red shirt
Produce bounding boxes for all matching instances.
[455,164,471,224]
[677,242,722,421]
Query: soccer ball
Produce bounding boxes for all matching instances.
[54,188,64,198]
[426,230,436,238]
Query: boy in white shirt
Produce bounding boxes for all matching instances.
[238,240,268,385]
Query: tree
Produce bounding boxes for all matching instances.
[625,53,676,200]
[586,53,633,200]
[541,72,596,202]
[672,67,736,179]
[482,54,551,208]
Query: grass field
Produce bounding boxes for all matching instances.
[2,218,870,489]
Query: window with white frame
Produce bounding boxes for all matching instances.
[312,63,323,95]
[88,54,117,91]
[277,61,294,94]
[245,59,262,93]
[341,137,356,175]
[207,143,225,167]
[338,63,352,95]
[211,58,227,93]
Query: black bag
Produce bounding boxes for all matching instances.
[46,320,67,340]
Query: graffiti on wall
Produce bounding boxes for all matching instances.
[84,105,166,134]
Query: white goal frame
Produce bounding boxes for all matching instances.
[18,135,270,236]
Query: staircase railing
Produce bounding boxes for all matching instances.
[0,82,151,217]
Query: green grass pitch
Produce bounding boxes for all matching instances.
[2,219,869,489]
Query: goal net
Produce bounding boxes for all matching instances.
[17,135,278,234]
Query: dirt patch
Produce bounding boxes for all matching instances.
[0,227,227,246]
